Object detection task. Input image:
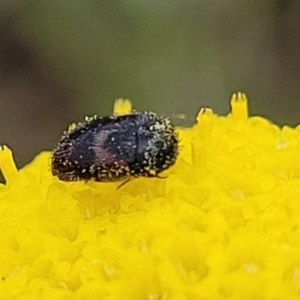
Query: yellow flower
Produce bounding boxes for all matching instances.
[1,92,300,299]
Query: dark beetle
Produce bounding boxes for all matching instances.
[51,111,179,183]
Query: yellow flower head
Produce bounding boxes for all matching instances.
[1,93,300,299]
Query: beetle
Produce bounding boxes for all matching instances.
[51,111,179,184]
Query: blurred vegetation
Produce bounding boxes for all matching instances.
[0,0,300,171]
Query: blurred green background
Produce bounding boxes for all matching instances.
[0,0,300,170]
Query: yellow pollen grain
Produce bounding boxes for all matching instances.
[149,169,156,176]
[67,122,78,132]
